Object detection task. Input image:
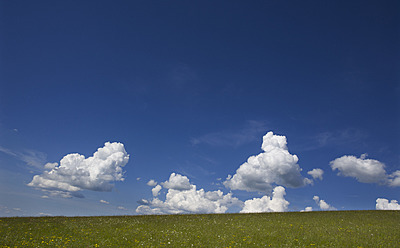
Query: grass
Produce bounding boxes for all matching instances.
[0,210,399,247]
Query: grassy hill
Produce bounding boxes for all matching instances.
[1,210,399,247]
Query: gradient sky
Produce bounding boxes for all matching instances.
[0,0,399,216]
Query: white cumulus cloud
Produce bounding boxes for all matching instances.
[307,168,324,180]
[387,171,400,187]
[301,206,313,212]
[152,185,162,197]
[161,173,192,190]
[330,154,400,186]
[313,196,336,210]
[240,186,289,213]
[100,200,109,204]
[224,131,312,192]
[147,179,158,187]
[136,173,242,215]
[376,198,400,210]
[28,142,129,197]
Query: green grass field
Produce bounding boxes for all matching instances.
[0,210,399,247]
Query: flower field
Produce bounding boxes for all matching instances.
[0,210,399,247]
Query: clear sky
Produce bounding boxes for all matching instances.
[0,0,399,216]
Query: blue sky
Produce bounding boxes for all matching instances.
[0,0,399,216]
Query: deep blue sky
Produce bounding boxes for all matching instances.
[0,0,399,216]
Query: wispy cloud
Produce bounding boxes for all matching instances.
[0,146,47,169]
[295,128,368,151]
[170,63,198,89]
[191,120,268,147]
[0,205,24,216]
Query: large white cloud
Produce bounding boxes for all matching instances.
[376,198,400,210]
[224,131,312,192]
[136,173,242,215]
[240,186,289,213]
[28,142,129,197]
[330,154,400,186]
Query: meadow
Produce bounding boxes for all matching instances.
[0,210,399,247]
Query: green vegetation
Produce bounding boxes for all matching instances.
[0,210,399,247]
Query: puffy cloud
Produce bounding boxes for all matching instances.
[161,173,192,190]
[301,207,313,212]
[224,131,311,192]
[330,154,400,186]
[28,142,129,197]
[136,173,242,215]
[376,198,400,210]
[307,168,324,180]
[147,179,158,187]
[240,186,289,213]
[313,196,336,211]
[387,171,400,187]
[44,162,58,170]
[330,154,387,184]
[152,185,162,197]
[100,200,110,204]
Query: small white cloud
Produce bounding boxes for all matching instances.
[152,185,162,197]
[330,154,400,187]
[147,179,158,187]
[44,162,58,170]
[136,178,141,181]
[100,200,110,204]
[307,168,324,180]
[330,154,387,184]
[117,206,128,210]
[240,186,289,213]
[376,198,400,210]
[137,199,149,205]
[161,173,192,191]
[224,131,310,192]
[388,171,400,187]
[301,206,313,212]
[137,173,242,215]
[313,196,336,210]
[28,142,130,197]
[38,212,52,216]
